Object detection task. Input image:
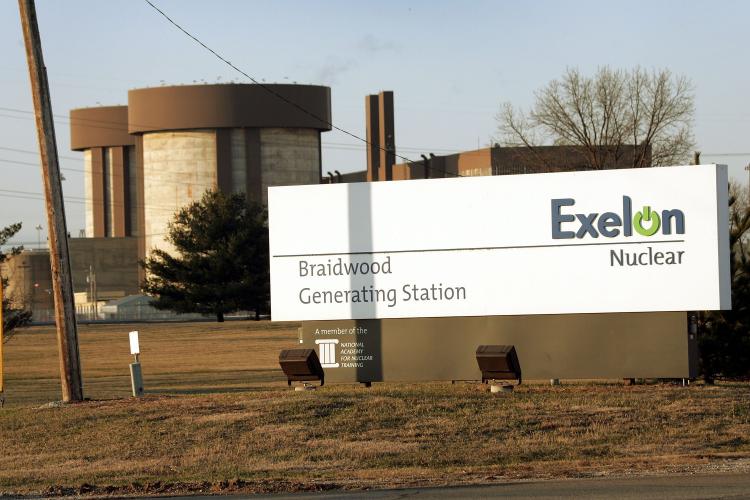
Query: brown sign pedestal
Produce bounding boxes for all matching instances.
[301,312,694,384]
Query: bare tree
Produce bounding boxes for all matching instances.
[496,67,695,169]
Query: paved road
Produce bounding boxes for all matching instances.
[181,473,750,499]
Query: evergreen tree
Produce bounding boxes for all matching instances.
[1,223,32,342]
[141,190,270,322]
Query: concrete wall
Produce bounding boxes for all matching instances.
[126,145,138,236]
[260,128,320,204]
[69,237,140,301]
[142,130,218,255]
[138,127,320,258]
[103,148,113,236]
[229,128,247,194]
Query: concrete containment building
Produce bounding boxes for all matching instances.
[0,83,336,320]
[71,83,332,258]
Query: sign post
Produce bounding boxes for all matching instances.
[128,330,144,397]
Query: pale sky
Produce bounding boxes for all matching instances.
[1,0,748,247]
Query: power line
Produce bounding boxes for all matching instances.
[0,108,465,185]
[0,159,221,205]
[7,103,750,159]
[4,226,172,244]
[0,156,219,192]
[0,157,82,171]
[0,105,467,155]
[0,145,85,162]
[3,95,750,164]
[4,106,747,175]
[0,187,203,214]
[141,0,460,178]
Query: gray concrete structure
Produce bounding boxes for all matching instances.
[127,84,331,257]
[259,128,321,203]
[71,83,333,260]
[141,130,218,255]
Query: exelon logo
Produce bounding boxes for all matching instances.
[551,197,685,239]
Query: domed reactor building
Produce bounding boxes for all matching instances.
[71,83,331,261]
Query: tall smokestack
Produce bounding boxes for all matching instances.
[365,94,380,181]
[378,91,395,181]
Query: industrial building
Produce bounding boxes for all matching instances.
[1,238,139,319]
[389,143,651,179]
[7,83,332,318]
[70,83,332,258]
[6,85,653,322]
[326,90,650,184]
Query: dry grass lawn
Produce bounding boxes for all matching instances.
[1,322,750,496]
[2,321,300,407]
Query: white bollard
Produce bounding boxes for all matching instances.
[129,331,144,397]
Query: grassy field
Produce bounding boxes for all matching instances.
[2,321,301,407]
[1,322,750,496]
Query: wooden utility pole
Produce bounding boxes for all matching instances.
[18,0,83,402]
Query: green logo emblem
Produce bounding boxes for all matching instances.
[633,206,661,236]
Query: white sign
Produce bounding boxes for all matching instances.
[269,165,731,321]
[129,330,140,355]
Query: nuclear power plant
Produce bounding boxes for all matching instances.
[5,83,652,320]
[3,83,333,317]
[70,83,331,260]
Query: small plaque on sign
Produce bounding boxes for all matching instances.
[129,331,139,355]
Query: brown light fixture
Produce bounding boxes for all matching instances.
[476,345,522,384]
[279,349,325,387]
